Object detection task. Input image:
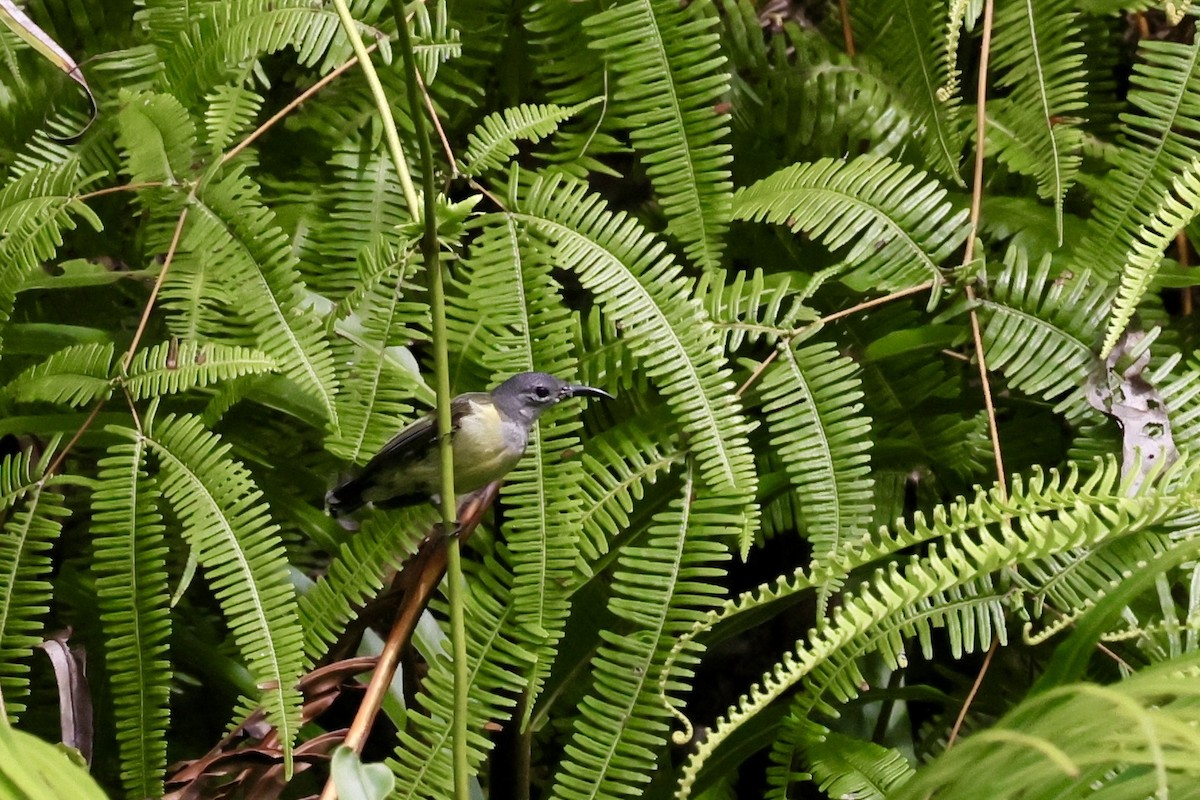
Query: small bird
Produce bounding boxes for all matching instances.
[326,371,612,515]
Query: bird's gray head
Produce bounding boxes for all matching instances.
[491,371,613,424]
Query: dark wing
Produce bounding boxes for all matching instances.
[363,393,480,471]
[325,393,481,515]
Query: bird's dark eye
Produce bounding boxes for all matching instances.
[534,385,551,399]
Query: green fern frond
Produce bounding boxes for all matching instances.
[658,461,1128,745]
[452,217,588,717]
[697,268,816,351]
[731,156,968,292]
[1018,530,1174,644]
[327,239,427,464]
[157,250,243,343]
[133,410,305,770]
[850,0,965,182]
[204,84,264,155]
[1157,355,1200,447]
[575,416,682,567]
[1102,160,1200,357]
[988,0,1087,239]
[964,247,1107,420]
[306,147,413,297]
[115,89,196,185]
[187,167,341,429]
[584,0,732,270]
[0,160,102,344]
[389,556,536,800]
[460,100,598,177]
[278,64,413,153]
[10,106,119,181]
[514,175,757,547]
[674,459,1194,799]
[299,508,432,666]
[0,455,68,720]
[409,0,462,83]
[767,722,914,800]
[4,341,115,407]
[1070,38,1200,281]
[524,0,626,178]
[720,11,915,167]
[0,449,39,510]
[758,341,873,569]
[549,468,733,800]
[124,340,277,399]
[572,307,646,396]
[846,315,991,484]
[159,0,385,106]
[91,439,171,800]
[893,657,1200,800]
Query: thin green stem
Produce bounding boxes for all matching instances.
[392,3,468,800]
[330,0,420,217]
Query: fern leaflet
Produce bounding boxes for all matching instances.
[759,341,874,571]
[4,342,115,407]
[1102,160,1200,357]
[124,340,276,399]
[548,467,732,800]
[584,0,733,271]
[732,156,968,292]
[133,411,305,772]
[989,0,1087,240]
[514,174,757,541]
[1069,38,1200,281]
[0,453,67,720]
[461,101,598,177]
[91,440,171,800]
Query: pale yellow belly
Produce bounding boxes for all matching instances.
[391,400,524,496]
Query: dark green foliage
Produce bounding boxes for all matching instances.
[1,1,1200,798]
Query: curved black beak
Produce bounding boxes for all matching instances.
[566,384,614,401]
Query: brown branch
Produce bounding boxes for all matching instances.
[222,44,379,166]
[43,401,105,479]
[317,483,500,800]
[962,0,1006,499]
[74,181,165,202]
[838,0,856,56]
[941,348,971,363]
[946,638,997,749]
[123,206,190,371]
[735,281,936,398]
[947,2,1004,754]
[43,204,189,478]
[413,67,458,177]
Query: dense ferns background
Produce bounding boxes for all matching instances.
[2,0,1200,797]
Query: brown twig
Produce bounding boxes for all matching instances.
[43,401,105,479]
[43,205,190,477]
[948,0,1005,752]
[413,67,458,177]
[221,44,379,166]
[962,0,1006,499]
[734,281,936,398]
[123,207,190,371]
[946,638,997,749]
[74,181,165,202]
[1135,12,1150,40]
[317,483,500,800]
[838,0,856,56]
[941,348,971,363]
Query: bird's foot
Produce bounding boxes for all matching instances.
[430,520,463,539]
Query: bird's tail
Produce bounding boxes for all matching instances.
[325,475,366,516]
